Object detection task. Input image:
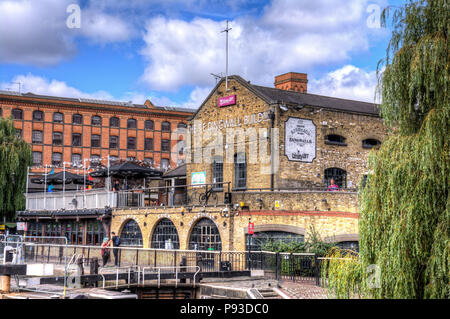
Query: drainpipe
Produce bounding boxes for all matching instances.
[268,107,276,191]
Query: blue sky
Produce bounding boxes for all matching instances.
[0,0,407,108]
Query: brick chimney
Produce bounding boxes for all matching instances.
[274,72,308,93]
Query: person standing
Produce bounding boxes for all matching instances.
[101,237,112,267]
[111,232,121,266]
[327,178,340,191]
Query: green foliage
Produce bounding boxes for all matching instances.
[0,117,31,222]
[260,225,337,257]
[321,248,364,299]
[327,0,449,299]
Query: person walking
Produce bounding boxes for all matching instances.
[101,237,112,267]
[111,232,121,266]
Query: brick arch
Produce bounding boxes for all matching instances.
[117,217,141,237]
[149,217,180,249]
[324,233,359,243]
[186,217,223,251]
[242,224,305,235]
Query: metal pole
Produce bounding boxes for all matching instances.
[63,162,66,196]
[83,159,87,209]
[44,165,47,208]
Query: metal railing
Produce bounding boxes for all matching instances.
[2,238,343,288]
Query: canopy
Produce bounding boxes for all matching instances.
[90,162,163,179]
[31,171,94,185]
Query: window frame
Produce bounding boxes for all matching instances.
[72,114,83,125]
[91,134,101,148]
[91,115,102,126]
[109,117,120,128]
[127,136,136,150]
[53,112,64,123]
[33,110,44,121]
[52,132,63,146]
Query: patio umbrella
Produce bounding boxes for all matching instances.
[31,171,94,185]
[90,162,163,179]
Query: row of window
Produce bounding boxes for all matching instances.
[31,151,170,168]
[325,134,381,149]
[212,154,350,189]
[8,108,187,131]
[30,131,184,152]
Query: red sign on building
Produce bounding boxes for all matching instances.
[248,222,254,235]
[218,95,236,107]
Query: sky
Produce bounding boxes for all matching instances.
[0,0,407,108]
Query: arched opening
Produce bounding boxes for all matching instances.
[120,219,143,247]
[151,218,180,249]
[127,118,137,129]
[33,110,44,121]
[246,231,305,251]
[362,138,381,149]
[325,134,347,146]
[324,167,347,188]
[188,218,222,251]
[110,116,120,127]
[336,241,359,252]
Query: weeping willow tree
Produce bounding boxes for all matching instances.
[325,0,449,299]
[0,117,31,222]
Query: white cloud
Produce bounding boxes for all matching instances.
[309,65,379,103]
[1,74,114,100]
[139,0,378,91]
[0,0,134,66]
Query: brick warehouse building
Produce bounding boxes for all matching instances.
[17,72,388,251]
[0,91,194,177]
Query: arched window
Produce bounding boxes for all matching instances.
[127,118,137,129]
[33,110,44,121]
[11,109,23,120]
[234,153,247,189]
[325,134,347,146]
[72,114,83,125]
[120,219,143,246]
[91,115,102,126]
[189,218,222,251]
[362,138,381,149]
[145,120,154,130]
[53,112,64,123]
[110,117,120,127]
[151,219,180,249]
[177,122,187,130]
[324,167,347,189]
[161,121,171,132]
[246,231,304,251]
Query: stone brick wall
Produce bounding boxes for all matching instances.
[110,190,359,252]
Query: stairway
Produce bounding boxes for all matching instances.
[257,288,283,299]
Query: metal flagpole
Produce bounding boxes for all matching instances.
[44,165,47,208]
[63,162,66,196]
[221,20,232,91]
[83,159,86,209]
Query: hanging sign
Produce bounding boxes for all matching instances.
[285,117,316,162]
[218,95,236,107]
[248,222,254,235]
[17,222,27,231]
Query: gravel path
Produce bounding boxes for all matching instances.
[278,280,328,299]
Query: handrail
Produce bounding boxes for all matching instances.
[141,266,200,288]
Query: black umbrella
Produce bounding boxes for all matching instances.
[90,162,163,179]
[31,171,94,185]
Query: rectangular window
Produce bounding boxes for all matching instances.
[161,158,170,170]
[53,132,63,146]
[213,157,223,190]
[91,134,101,148]
[144,138,153,151]
[127,137,136,149]
[32,152,42,166]
[32,130,43,144]
[234,153,247,189]
[71,154,81,166]
[109,136,118,149]
[144,157,153,165]
[161,139,170,152]
[52,153,62,166]
[72,133,82,146]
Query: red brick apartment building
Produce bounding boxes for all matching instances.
[0,91,194,176]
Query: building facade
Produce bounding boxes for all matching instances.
[18,72,388,252]
[0,91,194,175]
